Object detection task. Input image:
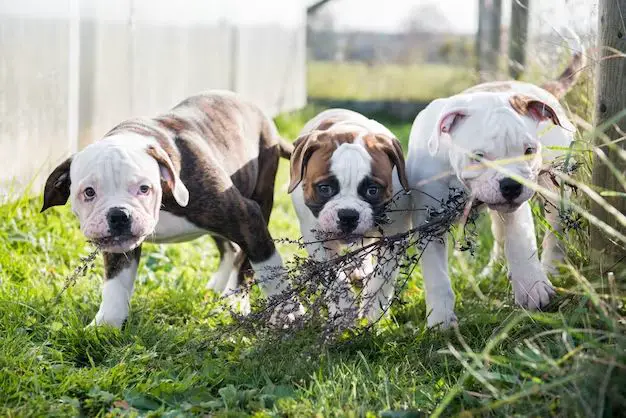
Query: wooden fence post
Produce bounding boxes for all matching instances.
[590,0,626,272]
[476,0,484,73]
[508,0,529,79]
[476,0,502,81]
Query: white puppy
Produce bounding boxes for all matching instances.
[406,44,584,327]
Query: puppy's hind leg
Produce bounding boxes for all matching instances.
[225,195,304,323]
[206,237,250,314]
[206,237,239,292]
[224,252,252,315]
[246,139,304,323]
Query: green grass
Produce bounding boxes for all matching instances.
[308,62,477,102]
[1,108,624,417]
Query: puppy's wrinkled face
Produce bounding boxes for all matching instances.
[430,93,561,213]
[42,133,189,253]
[290,130,407,240]
[69,136,164,252]
[448,107,542,213]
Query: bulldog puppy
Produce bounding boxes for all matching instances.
[406,42,584,327]
[288,109,410,321]
[41,91,301,327]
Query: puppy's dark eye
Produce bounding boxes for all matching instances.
[317,183,335,198]
[366,185,380,197]
[84,187,96,199]
[139,185,151,194]
[524,146,536,155]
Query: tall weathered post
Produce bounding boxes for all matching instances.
[591,0,626,272]
[476,0,484,73]
[508,0,529,79]
[476,0,502,81]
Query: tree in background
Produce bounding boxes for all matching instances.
[402,3,451,35]
[401,3,451,65]
[439,38,475,66]
[306,1,337,61]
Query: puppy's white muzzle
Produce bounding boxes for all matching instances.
[316,197,375,240]
[464,163,536,213]
[80,200,158,253]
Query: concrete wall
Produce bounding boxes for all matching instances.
[0,0,306,200]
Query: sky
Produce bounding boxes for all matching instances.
[0,0,306,26]
[313,0,598,35]
[0,0,597,34]
[319,0,478,34]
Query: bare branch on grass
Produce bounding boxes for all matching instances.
[53,156,592,344]
[221,187,479,342]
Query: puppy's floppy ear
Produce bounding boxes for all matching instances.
[288,132,321,193]
[146,145,189,207]
[41,156,73,212]
[428,109,467,156]
[509,94,565,128]
[374,134,410,191]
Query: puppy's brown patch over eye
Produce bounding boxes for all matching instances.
[361,134,404,202]
[306,176,339,217]
[358,177,385,204]
[316,182,337,199]
[295,132,358,204]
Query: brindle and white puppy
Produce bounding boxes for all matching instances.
[289,109,410,321]
[42,91,301,327]
[405,41,585,328]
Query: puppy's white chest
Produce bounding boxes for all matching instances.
[148,211,207,243]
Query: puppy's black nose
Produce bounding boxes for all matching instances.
[337,209,360,233]
[499,178,523,201]
[107,207,132,235]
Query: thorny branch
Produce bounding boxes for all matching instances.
[539,157,584,232]
[224,162,581,341]
[225,187,480,342]
[52,249,100,304]
[55,161,581,344]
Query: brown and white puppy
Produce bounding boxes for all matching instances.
[288,109,410,321]
[41,90,301,327]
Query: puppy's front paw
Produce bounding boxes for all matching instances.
[511,270,555,310]
[87,311,126,328]
[426,308,458,329]
[269,299,305,328]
